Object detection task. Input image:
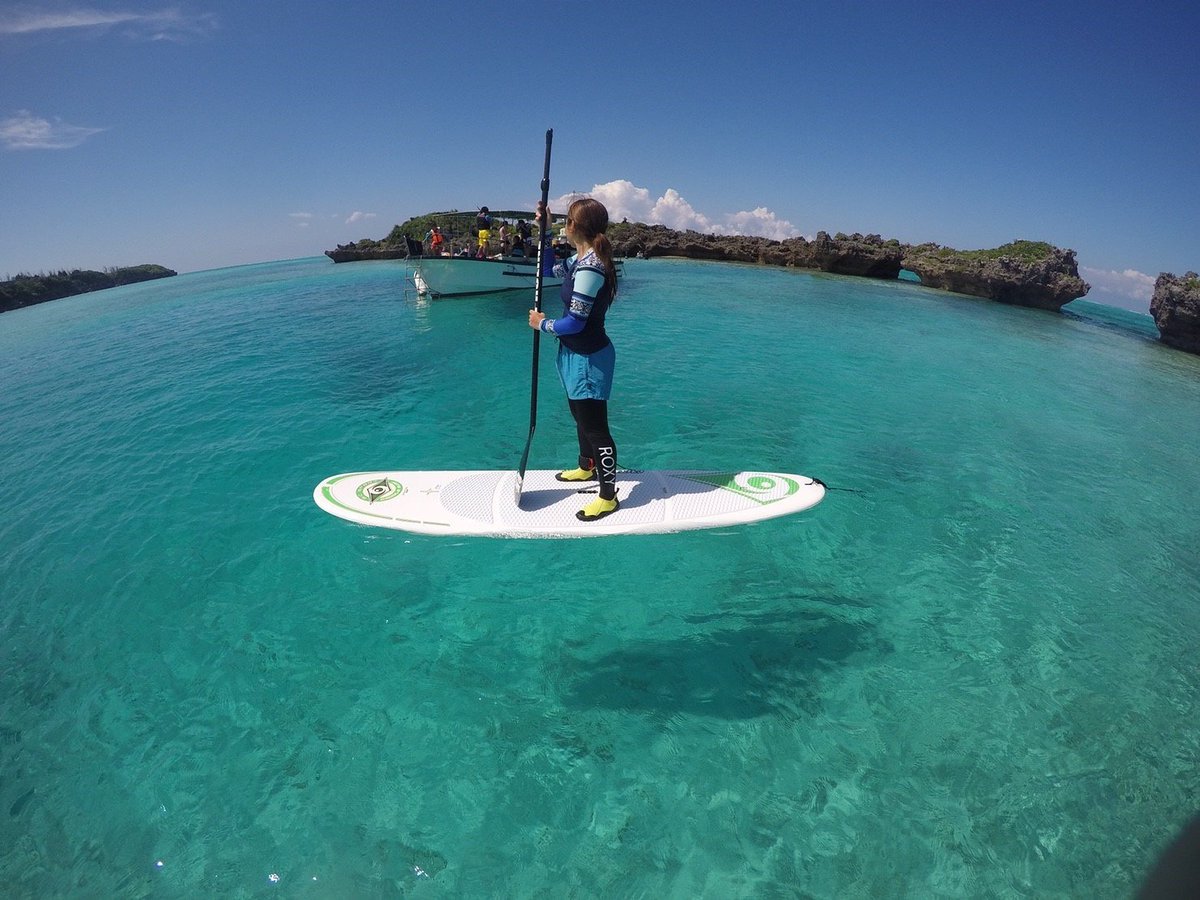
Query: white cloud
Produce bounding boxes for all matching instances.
[0,7,218,41]
[723,206,804,242]
[1,10,143,32]
[551,180,801,240]
[290,212,314,228]
[651,188,715,232]
[1079,266,1156,303]
[581,179,653,221]
[0,110,105,149]
[345,211,377,226]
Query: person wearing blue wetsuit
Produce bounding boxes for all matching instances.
[527,197,620,522]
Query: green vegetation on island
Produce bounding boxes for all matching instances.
[905,240,1058,263]
[0,265,177,314]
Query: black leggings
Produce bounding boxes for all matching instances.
[568,398,617,500]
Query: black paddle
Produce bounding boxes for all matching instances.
[516,128,553,505]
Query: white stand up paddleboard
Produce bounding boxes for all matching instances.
[313,469,825,538]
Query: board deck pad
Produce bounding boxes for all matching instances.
[314,469,825,538]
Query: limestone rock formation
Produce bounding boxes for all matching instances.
[605,223,903,279]
[900,241,1090,310]
[325,243,411,263]
[325,221,1091,312]
[1150,272,1200,354]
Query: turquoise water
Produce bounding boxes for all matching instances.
[2,257,1198,897]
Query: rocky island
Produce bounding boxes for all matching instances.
[605,223,906,280]
[1150,273,1200,354]
[329,214,1090,313]
[605,226,1089,311]
[1,265,177,314]
[899,241,1089,311]
[327,214,1196,358]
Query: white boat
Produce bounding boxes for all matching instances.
[410,255,562,298]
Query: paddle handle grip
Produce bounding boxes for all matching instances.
[533,128,553,313]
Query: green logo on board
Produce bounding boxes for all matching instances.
[357,477,404,504]
[681,472,801,504]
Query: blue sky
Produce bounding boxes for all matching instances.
[1,1,1197,311]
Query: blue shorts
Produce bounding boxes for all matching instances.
[556,341,615,401]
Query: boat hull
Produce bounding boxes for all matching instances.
[411,257,561,298]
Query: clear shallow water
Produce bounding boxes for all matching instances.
[1,257,1198,897]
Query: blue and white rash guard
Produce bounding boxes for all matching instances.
[538,250,614,355]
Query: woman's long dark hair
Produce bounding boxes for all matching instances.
[567,197,618,300]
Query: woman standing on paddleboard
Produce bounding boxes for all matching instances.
[528,197,620,522]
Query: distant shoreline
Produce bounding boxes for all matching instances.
[0,265,177,314]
